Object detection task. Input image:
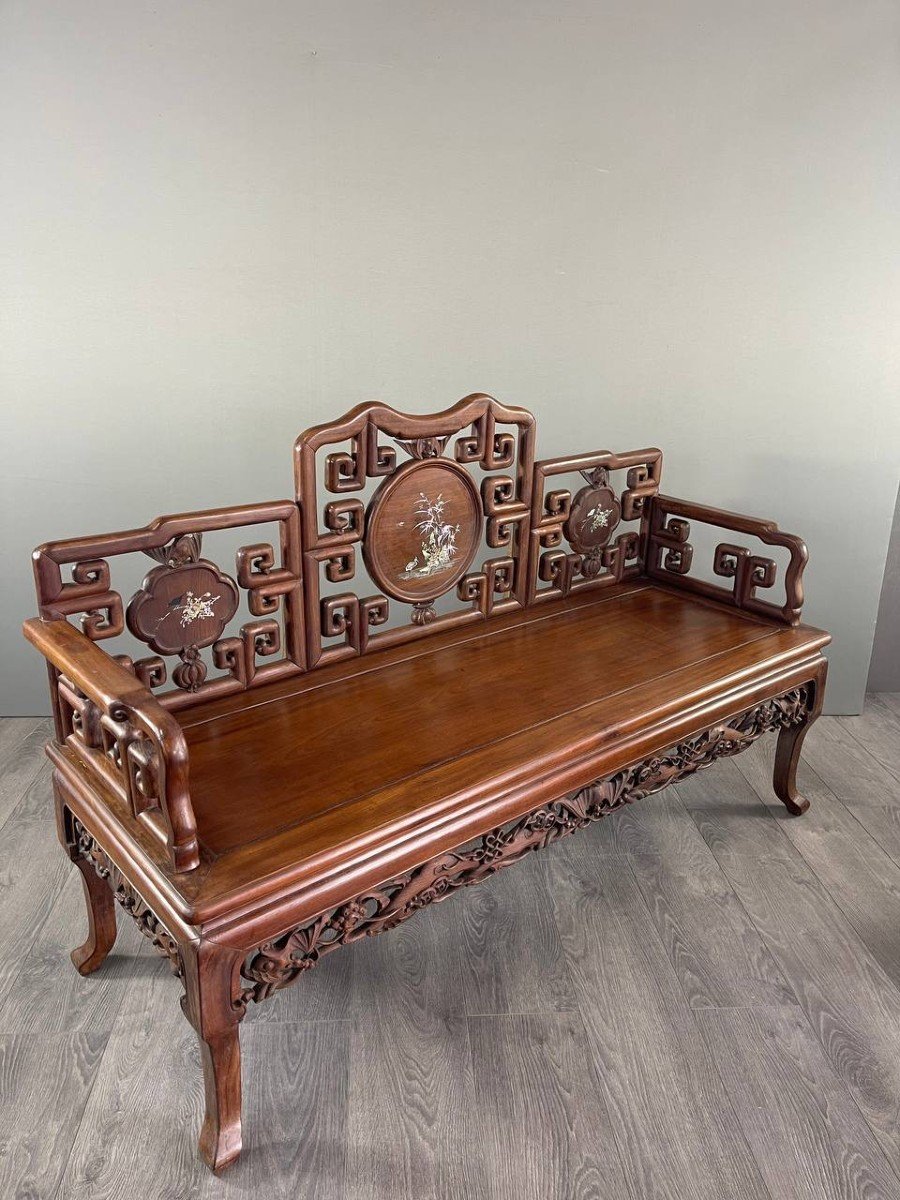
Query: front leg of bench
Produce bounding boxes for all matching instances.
[181,941,246,1173]
[773,659,827,815]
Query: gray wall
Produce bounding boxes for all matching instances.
[2,1,899,715]
[869,484,900,692]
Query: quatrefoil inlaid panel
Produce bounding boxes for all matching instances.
[294,394,536,666]
[127,561,240,656]
[529,449,663,603]
[32,504,305,708]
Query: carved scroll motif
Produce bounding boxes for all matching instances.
[530,450,662,604]
[69,815,183,978]
[646,496,807,625]
[238,686,812,1006]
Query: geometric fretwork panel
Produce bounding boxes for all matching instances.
[529,447,663,604]
[293,393,536,667]
[645,494,807,626]
[32,502,305,710]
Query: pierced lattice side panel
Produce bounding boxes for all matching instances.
[529,448,663,603]
[33,502,305,710]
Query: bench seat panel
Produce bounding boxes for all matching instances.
[182,585,827,885]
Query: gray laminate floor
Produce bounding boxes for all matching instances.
[3,698,900,1199]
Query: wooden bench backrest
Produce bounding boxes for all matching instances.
[33,395,664,711]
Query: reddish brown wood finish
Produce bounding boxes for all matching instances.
[69,856,118,975]
[362,457,482,606]
[21,395,830,1171]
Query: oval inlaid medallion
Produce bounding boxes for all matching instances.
[363,460,481,603]
[564,484,621,553]
[127,561,240,656]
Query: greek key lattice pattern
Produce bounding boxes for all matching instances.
[238,685,811,1007]
[33,503,305,705]
[528,448,662,604]
[294,396,536,667]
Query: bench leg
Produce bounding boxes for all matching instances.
[70,857,118,975]
[181,941,246,1173]
[773,722,813,815]
[53,783,118,975]
[773,666,827,816]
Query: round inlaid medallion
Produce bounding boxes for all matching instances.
[126,561,240,656]
[564,484,621,554]
[363,459,481,603]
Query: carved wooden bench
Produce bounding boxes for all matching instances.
[22,395,829,1171]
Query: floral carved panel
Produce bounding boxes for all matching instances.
[238,685,812,1007]
[68,813,183,978]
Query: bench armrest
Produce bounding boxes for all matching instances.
[23,617,200,872]
[645,494,808,625]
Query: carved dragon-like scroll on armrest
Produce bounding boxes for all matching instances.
[22,617,199,872]
[646,495,808,625]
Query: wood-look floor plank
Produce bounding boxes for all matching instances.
[0,716,42,765]
[0,809,73,1013]
[0,1031,108,1200]
[838,694,900,783]
[222,1021,351,1197]
[576,787,794,1010]
[0,869,145,1034]
[346,902,483,1200]
[735,736,900,989]
[681,756,900,1175]
[0,718,51,830]
[699,1005,900,1200]
[545,852,771,1200]
[455,851,578,1015]
[799,718,900,866]
[468,1012,632,1200]
[56,954,218,1199]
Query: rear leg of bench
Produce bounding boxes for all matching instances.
[181,941,246,1173]
[53,781,118,975]
[70,856,118,974]
[773,664,827,816]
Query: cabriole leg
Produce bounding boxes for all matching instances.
[53,782,118,975]
[773,664,827,816]
[70,857,118,975]
[181,941,246,1173]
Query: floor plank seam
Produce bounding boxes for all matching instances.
[45,1026,116,1200]
[0,743,51,836]
[676,768,900,1196]
[560,833,779,1200]
[838,716,900,788]
[731,750,900,986]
